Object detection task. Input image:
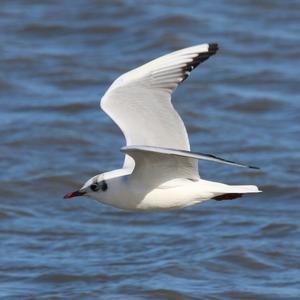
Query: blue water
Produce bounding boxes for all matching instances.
[1,0,300,299]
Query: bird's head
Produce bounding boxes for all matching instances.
[64,173,108,200]
[63,169,130,200]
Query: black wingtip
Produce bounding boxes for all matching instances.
[208,43,219,54]
[248,165,260,170]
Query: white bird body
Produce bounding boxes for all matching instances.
[64,43,261,210]
[90,174,259,211]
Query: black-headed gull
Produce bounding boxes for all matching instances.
[64,43,261,211]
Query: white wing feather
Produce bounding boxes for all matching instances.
[122,146,259,169]
[101,43,218,169]
[121,147,199,186]
[121,145,259,186]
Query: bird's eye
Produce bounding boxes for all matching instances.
[90,183,100,192]
[101,181,108,191]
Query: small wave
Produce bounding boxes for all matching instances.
[35,272,118,284]
[81,25,123,34]
[259,223,298,238]
[17,24,73,37]
[15,102,93,114]
[0,211,11,220]
[228,98,284,113]
[141,289,192,300]
[49,78,104,90]
[215,249,274,271]
[0,79,17,91]
[155,14,198,27]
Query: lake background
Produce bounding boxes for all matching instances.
[1,0,300,299]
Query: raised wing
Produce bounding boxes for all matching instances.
[121,145,259,186]
[101,43,218,168]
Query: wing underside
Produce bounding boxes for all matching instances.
[122,145,259,170]
[120,145,258,186]
[101,44,219,169]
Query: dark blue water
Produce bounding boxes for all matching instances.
[1,0,300,299]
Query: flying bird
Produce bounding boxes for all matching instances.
[64,43,261,211]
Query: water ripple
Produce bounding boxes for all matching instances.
[0,0,299,299]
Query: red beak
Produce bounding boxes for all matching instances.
[64,190,86,199]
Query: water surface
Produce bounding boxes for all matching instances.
[1,0,300,299]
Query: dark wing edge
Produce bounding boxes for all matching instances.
[181,43,219,82]
[121,145,260,170]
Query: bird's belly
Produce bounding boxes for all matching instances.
[132,184,213,211]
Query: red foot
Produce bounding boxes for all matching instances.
[213,193,243,201]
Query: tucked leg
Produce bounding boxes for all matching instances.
[213,193,243,201]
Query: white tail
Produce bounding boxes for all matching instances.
[200,179,261,195]
[228,185,261,194]
[210,184,261,201]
